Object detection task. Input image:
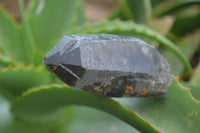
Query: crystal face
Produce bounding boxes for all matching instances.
[44,34,173,97]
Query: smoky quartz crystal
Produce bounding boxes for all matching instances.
[44,34,173,97]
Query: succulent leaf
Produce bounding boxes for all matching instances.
[0,66,51,97]
[10,80,200,133]
[0,94,71,133]
[12,84,161,133]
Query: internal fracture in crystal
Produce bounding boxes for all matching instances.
[44,34,173,97]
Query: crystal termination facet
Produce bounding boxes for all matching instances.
[44,34,173,97]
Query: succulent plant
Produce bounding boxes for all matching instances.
[0,0,200,133]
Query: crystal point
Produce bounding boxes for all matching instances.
[44,34,173,97]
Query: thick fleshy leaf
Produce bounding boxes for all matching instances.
[190,84,200,101]
[153,0,200,16]
[163,30,200,75]
[0,8,23,61]
[0,53,15,69]
[108,0,152,24]
[108,0,133,20]
[56,106,139,133]
[11,85,160,133]
[125,0,152,24]
[114,80,200,133]
[59,80,200,133]
[0,66,51,97]
[184,83,200,101]
[26,0,85,52]
[0,94,71,133]
[11,80,200,133]
[171,13,200,36]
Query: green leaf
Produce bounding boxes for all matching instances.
[163,30,200,76]
[11,79,200,133]
[0,94,71,133]
[114,79,200,133]
[0,66,51,97]
[109,0,152,24]
[0,53,15,69]
[56,106,139,133]
[72,20,192,76]
[190,84,200,101]
[12,84,161,133]
[26,0,85,52]
[18,0,35,63]
[0,5,34,63]
[171,13,200,36]
[183,83,200,101]
[0,7,22,61]
[109,0,134,20]
[153,0,200,17]
[125,0,152,24]
[70,0,86,27]
[64,80,200,133]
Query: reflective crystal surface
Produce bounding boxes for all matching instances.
[44,34,173,97]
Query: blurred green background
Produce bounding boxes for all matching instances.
[0,0,200,133]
